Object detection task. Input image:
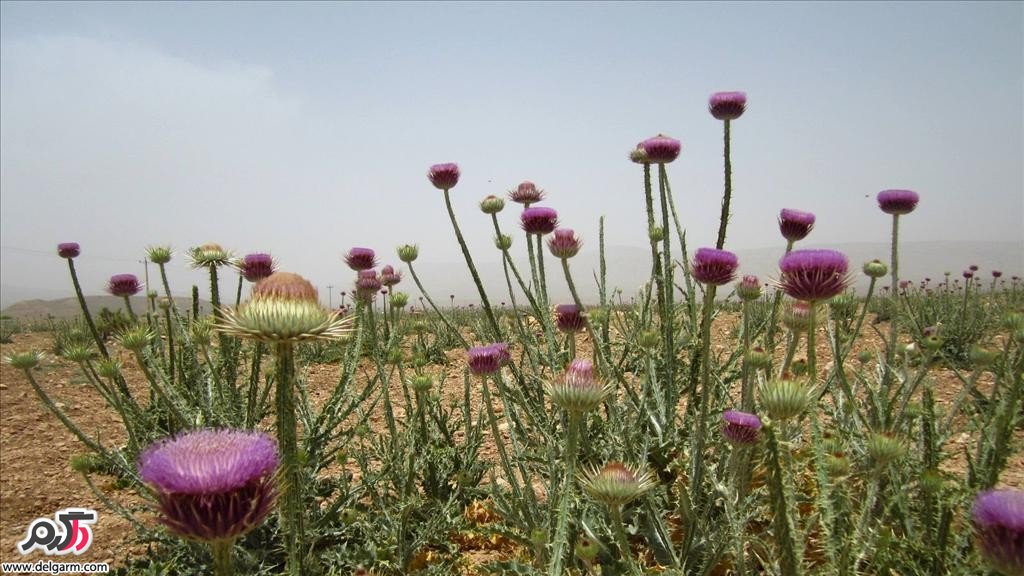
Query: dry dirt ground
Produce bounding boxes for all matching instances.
[1,316,1022,571]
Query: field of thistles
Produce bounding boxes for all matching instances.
[2,92,1023,576]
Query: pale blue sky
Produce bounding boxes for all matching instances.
[1,2,1021,306]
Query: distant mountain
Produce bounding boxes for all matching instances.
[2,296,207,321]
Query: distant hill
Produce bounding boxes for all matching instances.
[2,296,208,321]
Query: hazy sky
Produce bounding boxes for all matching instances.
[1,1,1022,306]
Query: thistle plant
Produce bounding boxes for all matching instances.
[709,91,747,249]
[138,429,279,576]
[877,189,920,389]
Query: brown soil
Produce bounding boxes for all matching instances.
[1,316,1021,570]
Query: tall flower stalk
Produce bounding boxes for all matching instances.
[709,91,747,248]
[877,189,919,391]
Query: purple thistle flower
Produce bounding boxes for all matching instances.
[57,242,80,259]
[521,206,559,235]
[345,247,377,271]
[722,409,762,446]
[555,304,586,333]
[138,429,278,542]
[380,265,402,287]
[547,228,581,259]
[736,274,762,301]
[638,135,681,164]
[709,91,747,121]
[468,344,506,376]
[428,163,460,190]
[509,181,545,205]
[778,208,816,243]
[239,253,275,282]
[877,189,920,216]
[107,274,142,297]
[993,270,1003,278]
[969,264,980,272]
[355,269,382,302]
[691,248,739,286]
[490,342,511,366]
[972,489,1024,575]
[778,249,851,301]
[963,270,974,280]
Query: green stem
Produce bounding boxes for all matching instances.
[235,275,243,307]
[765,424,803,576]
[609,506,639,574]
[536,234,549,308]
[442,188,503,340]
[642,163,667,341]
[741,300,753,411]
[122,296,137,322]
[807,302,818,383]
[715,119,733,249]
[163,307,176,387]
[274,343,305,576]
[211,539,236,576]
[67,259,109,358]
[884,214,900,391]
[548,413,581,576]
[690,284,718,512]
[657,163,676,401]
[765,240,795,373]
[406,261,468,348]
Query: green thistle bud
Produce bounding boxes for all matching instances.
[340,508,359,526]
[188,243,233,268]
[411,354,429,369]
[494,234,513,251]
[746,347,771,370]
[782,301,812,333]
[580,462,656,509]
[758,379,813,421]
[389,292,409,309]
[157,297,172,310]
[146,290,158,300]
[921,335,942,351]
[191,317,215,347]
[969,345,999,368]
[60,344,96,363]
[397,244,419,263]
[857,350,873,364]
[117,326,154,351]
[648,226,664,242]
[824,454,851,478]
[545,359,611,415]
[218,272,351,342]
[411,375,433,393]
[386,348,403,365]
[5,351,43,370]
[862,259,888,278]
[575,538,600,562]
[96,359,122,380]
[866,433,905,467]
[637,330,661,351]
[70,453,105,474]
[146,245,173,265]
[479,195,505,214]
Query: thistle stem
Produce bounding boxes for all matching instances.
[122,295,137,322]
[741,300,753,411]
[67,259,109,358]
[274,343,305,576]
[535,234,549,308]
[406,261,468,348]
[442,188,503,340]
[657,163,676,399]
[548,413,580,576]
[884,214,901,391]
[807,302,819,383]
[211,539,236,576]
[715,119,733,249]
[690,284,718,512]
[609,506,639,575]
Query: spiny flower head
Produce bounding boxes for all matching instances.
[467,343,507,376]
[555,304,586,333]
[345,247,377,271]
[428,163,460,190]
[480,195,505,214]
[355,269,382,303]
[722,409,762,446]
[877,189,920,215]
[146,245,172,265]
[189,243,233,268]
[547,228,581,259]
[736,275,762,301]
[963,270,974,280]
[397,244,419,263]
[138,429,278,542]
[691,248,739,286]
[57,242,81,259]
[521,206,559,235]
[866,433,905,467]
[972,489,1024,576]
[863,259,888,278]
[546,359,611,414]
[238,253,276,282]
[638,134,681,164]
[380,265,402,287]
[777,249,851,302]
[782,301,812,333]
[509,181,545,205]
[758,379,813,421]
[5,351,44,370]
[218,272,351,342]
[709,91,748,120]
[107,274,142,297]
[778,208,816,242]
[580,462,656,509]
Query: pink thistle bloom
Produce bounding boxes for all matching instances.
[778,249,851,302]
[547,228,581,259]
[138,429,278,542]
[972,489,1024,575]
[521,206,559,235]
[778,208,816,242]
[963,270,974,280]
[57,242,80,259]
[877,189,920,215]
[638,135,681,164]
[107,274,143,297]
[993,270,1003,278]
[509,181,545,205]
[428,163,460,190]
[555,304,586,333]
[691,248,739,286]
[380,265,402,287]
[709,91,747,121]
[722,409,762,445]
[736,275,762,301]
[468,343,507,376]
[345,247,377,271]
[239,253,275,282]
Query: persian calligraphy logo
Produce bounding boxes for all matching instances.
[16,508,98,555]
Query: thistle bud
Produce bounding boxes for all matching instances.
[580,462,656,508]
[736,275,762,302]
[5,351,42,370]
[758,379,812,421]
[866,433,905,467]
[857,350,873,364]
[575,538,600,562]
[970,345,999,368]
[389,291,409,308]
[146,245,173,265]
[746,347,771,370]
[158,297,173,310]
[96,359,122,380]
[479,195,505,214]
[411,375,433,393]
[863,259,888,279]
[494,234,513,251]
[117,326,154,351]
[397,244,419,263]
[648,226,665,242]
